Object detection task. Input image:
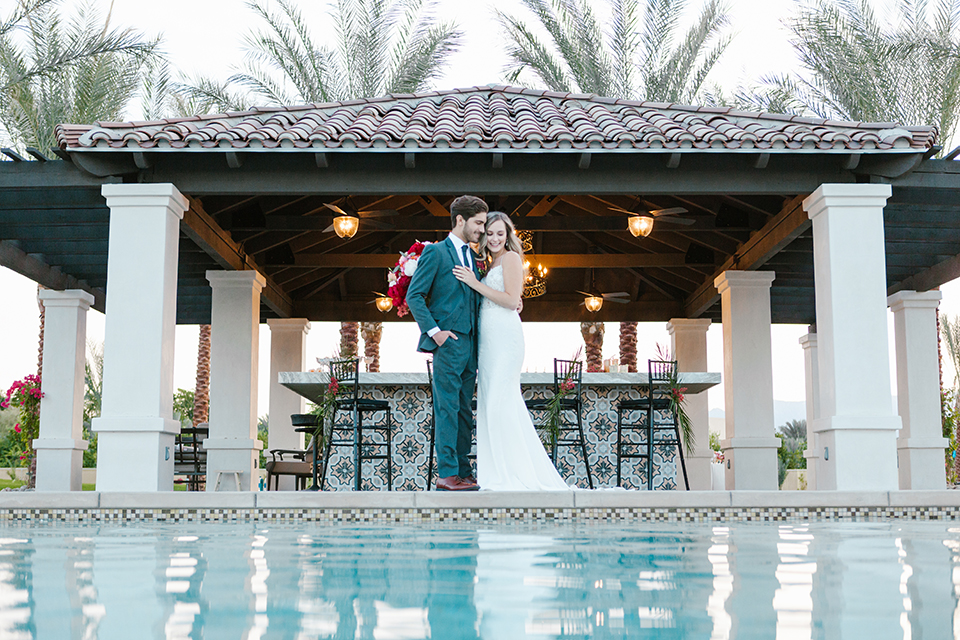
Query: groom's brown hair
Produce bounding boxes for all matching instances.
[450,195,488,228]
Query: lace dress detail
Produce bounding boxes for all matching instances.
[476,265,570,491]
[480,265,510,312]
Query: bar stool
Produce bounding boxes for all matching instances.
[320,357,394,491]
[425,359,476,489]
[525,358,594,489]
[616,359,689,490]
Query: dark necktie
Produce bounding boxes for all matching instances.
[461,244,470,269]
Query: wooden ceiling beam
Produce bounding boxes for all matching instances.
[525,195,560,217]
[180,197,293,317]
[684,194,809,318]
[286,253,710,268]
[419,195,450,217]
[292,298,683,322]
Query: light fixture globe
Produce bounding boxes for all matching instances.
[375,296,393,312]
[333,214,359,238]
[628,215,654,237]
[584,295,603,313]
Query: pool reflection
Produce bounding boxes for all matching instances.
[0,522,956,638]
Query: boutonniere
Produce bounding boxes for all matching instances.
[476,259,488,277]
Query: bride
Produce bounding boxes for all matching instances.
[452,212,570,491]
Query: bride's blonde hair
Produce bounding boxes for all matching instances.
[477,211,524,261]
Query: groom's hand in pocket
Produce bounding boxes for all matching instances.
[433,330,458,347]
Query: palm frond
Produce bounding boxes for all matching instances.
[497,10,572,91]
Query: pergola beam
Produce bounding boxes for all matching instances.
[285,253,710,268]
[684,194,810,317]
[180,197,293,317]
[0,239,106,312]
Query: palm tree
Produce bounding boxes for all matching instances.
[181,0,462,110]
[497,0,732,103]
[0,0,159,152]
[737,0,960,151]
[181,0,461,366]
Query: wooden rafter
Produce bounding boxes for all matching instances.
[180,197,293,317]
[684,195,809,318]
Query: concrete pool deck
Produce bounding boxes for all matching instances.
[0,490,958,523]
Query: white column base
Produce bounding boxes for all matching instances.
[685,452,713,491]
[897,438,949,490]
[94,420,179,491]
[814,416,900,491]
[721,437,780,490]
[33,439,88,491]
[204,438,263,491]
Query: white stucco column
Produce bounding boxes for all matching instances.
[33,290,93,491]
[666,318,712,490]
[888,290,947,489]
[799,330,819,490]
[93,184,187,491]
[267,318,311,490]
[803,184,901,491]
[204,270,265,491]
[714,270,780,490]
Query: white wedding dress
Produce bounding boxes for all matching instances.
[476,265,571,491]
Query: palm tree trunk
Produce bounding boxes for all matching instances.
[36,284,45,376]
[193,324,211,426]
[340,322,359,359]
[360,322,383,372]
[619,322,638,372]
[580,321,604,372]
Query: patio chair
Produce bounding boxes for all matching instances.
[424,359,476,489]
[525,358,594,489]
[616,359,689,490]
[174,422,207,491]
[320,358,394,491]
[265,415,320,490]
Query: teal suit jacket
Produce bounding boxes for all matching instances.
[406,237,481,352]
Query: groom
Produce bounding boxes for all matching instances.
[406,195,488,491]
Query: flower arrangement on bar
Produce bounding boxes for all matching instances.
[1,374,43,467]
[656,344,695,452]
[540,348,583,450]
[387,241,432,317]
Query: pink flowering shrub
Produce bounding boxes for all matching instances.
[1,374,43,463]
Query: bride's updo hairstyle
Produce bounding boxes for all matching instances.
[477,211,524,260]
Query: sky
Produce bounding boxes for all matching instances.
[2,0,956,427]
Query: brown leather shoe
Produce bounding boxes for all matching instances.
[461,475,477,486]
[436,476,480,491]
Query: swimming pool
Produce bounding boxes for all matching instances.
[0,520,956,638]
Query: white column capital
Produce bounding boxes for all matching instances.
[887,289,942,312]
[38,289,95,310]
[101,183,188,219]
[802,183,892,221]
[798,332,818,350]
[206,270,266,292]
[267,318,311,335]
[714,270,775,294]
[666,318,712,336]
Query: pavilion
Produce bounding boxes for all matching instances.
[1,84,956,493]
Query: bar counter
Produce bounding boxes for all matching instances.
[279,371,720,491]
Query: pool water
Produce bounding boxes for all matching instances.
[0,520,957,639]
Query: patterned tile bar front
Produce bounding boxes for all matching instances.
[278,371,720,491]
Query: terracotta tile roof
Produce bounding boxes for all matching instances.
[55,85,937,153]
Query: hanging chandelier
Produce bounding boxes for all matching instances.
[516,229,547,298]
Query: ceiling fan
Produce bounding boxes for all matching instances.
[577,289,630,312]
[608,201,695,236]
[322,201,399,236]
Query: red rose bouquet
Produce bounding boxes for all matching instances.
[387,241,432,317]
